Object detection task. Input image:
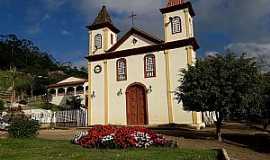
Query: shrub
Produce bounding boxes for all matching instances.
[72,125,174,149]
[8,113,40,138]
[35,102,60,111]
[0,99,5,112]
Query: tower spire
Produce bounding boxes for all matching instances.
[87,5,120,33]
[167,0,184,7]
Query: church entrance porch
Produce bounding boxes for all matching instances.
[126,83,148,125]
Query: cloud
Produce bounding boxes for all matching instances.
[205,51,220,57]
[61,30,71,36]
[73,0,164,38]
[72,59,87,68]
[225,42,270,72]
[26,13,51,35]
[42,0,67,11]
[191,0,270,43]
[25,0,65,35]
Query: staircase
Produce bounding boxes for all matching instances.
[0,90,12,101]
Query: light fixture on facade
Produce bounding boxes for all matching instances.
[117,89,123,96]
[91,91,96,98]
[147,85,152,94]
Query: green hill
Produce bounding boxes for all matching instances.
[0,34,87,97]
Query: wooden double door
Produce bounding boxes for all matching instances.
[126,84,148,125]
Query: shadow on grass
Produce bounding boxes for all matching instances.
[151,124,270,153]
[223,133,270,153]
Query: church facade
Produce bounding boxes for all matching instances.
[86,0,203,127]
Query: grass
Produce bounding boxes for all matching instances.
[0,138,218,160]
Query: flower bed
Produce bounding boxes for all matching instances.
[72,125,174,149]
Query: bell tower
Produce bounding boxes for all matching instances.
[87,6,120,55]
[167,0,184,7]
[160,0,195,42]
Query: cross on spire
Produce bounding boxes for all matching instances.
[129,12,137,26]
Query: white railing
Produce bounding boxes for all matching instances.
[23,109,87,127]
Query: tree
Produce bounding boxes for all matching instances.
[66,96,83,110]
[261,73,270,129]
[176,53,262,141]
[0,34,88,97]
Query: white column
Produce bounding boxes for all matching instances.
[64,88,67,95]
[83,86,86,95]
[56,88,58,96]
[74,87,77,96]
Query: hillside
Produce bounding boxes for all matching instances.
[0,34,87,78]
[0,34,87,97]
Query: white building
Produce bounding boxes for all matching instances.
[86,0,203,127]
[48,77,88,107]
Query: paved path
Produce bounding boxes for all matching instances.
[166,136,270,160]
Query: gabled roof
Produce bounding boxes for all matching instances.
[108,27,164,52]
[87,6,120,33]
[47,77,87,88]
[57,77,86,84]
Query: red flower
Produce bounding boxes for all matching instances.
[77,125,169,149]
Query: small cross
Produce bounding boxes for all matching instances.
[129,12,137,26]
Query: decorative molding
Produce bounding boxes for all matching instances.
[160,2,195,17]
[87,22,120,33]
[86,38,199,62]
[104,60,109,125]
[184,8,190,38]
[187,46,193,65]
[164,50,174,123]
[103,28,109,125]
[88,62,92,125]
[108,27,163,52]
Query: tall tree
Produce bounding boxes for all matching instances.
[261,73,270,129]
[176,53,262,141]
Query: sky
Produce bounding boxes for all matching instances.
[0,0,270,71]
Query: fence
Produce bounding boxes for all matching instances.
[24,109,87,128]
[55,110,87,127]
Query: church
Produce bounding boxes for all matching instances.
[86,0,203,128]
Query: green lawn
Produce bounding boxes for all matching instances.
[0,138,218,160]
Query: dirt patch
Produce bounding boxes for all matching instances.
[37,129,88,140]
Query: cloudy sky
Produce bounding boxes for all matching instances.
[0,0,269,70]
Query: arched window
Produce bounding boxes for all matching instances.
[95,34,102,49]
[58,88,65,96]
[144,54,156,78]
[116,58,127,81]
[171,16,181,34]
[76,86,84,94]
[49,89,56,96]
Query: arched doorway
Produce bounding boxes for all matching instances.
[126,83,148,125]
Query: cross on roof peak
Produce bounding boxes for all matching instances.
[128,12,137,26]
